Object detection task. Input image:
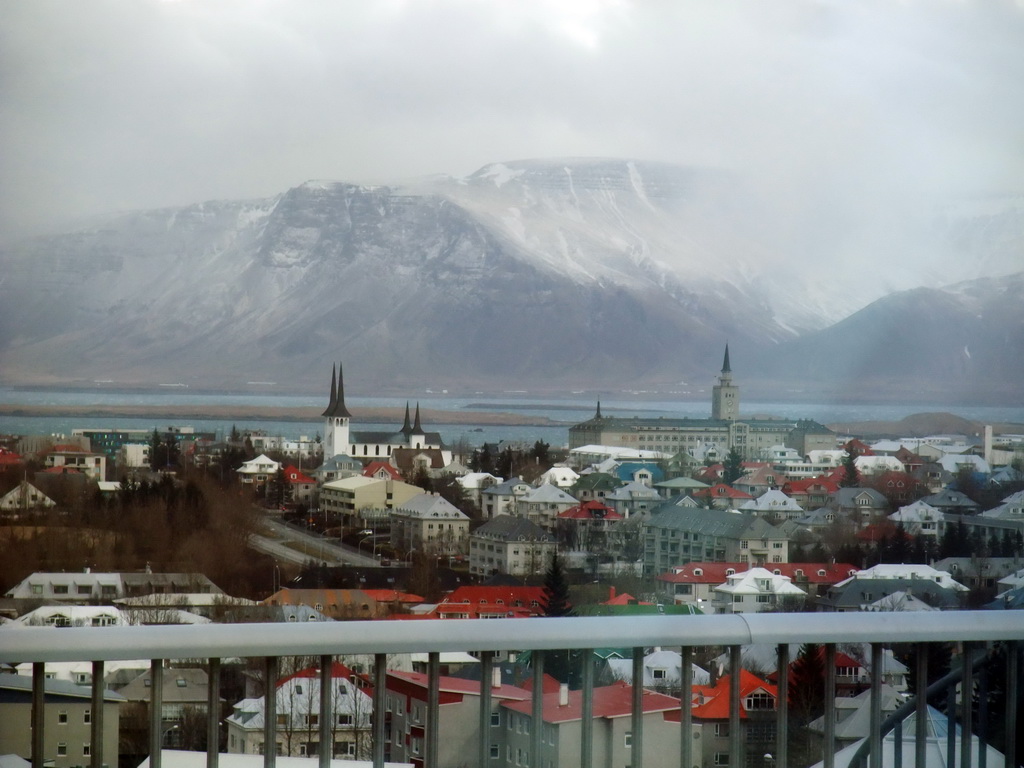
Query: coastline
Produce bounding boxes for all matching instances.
[0,403,564,427]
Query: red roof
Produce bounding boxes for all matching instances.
[690,669,777,720]
[441,586,547,609]
[602,591,652,606]
[282,465,315,484]
[856,521,910,543]
[361,589,424,605]
[278,660,357,687]
[0,449,23,466]
[558,500,623,520]
[363,461,402,480]
[502,681,679,723]
[694,484,753,500]
[388,670,531,701]
[41,466,82,474]
[843,439,874,457]
[771,648,864,687]
[782,477,840,496]
[696,464,724,482]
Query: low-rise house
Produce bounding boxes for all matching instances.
[0,676,123,768]
[390,494,470,556]
[733,464,787,497]
[537,465,580,489]
[833,487,889,526]
[780,477,839,509]
[44,446,107,482]
[227,661,372,759]
[385,670,530,768]
[455,472,502,510]
[605,649,711,694]
[119,667,213,749]
[604,480,662,518]
[310,454,364,485]
[653,476,710,499]
[920,488,981,515]
[712,567,807,614]
[480,477,531,519]
[556,500,623,552]
[819,564,968,612]
[501,681,682,768]
[430,586,548,619]
[739,489,804,522]
[8,605,127,628]
[235,454,281,488]
[264,588,385,620]
[514,484,578,531]
[0,480,56,511]
[281,465,317,506]
[888,500,943,537]
[693,483,754,510]
[690,670,778,768]
[931,557,1024,592]
[469,515,556,577]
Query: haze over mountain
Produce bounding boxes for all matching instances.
[1,159,1021,403]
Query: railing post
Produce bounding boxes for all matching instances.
[207,657,220,768]
[776,644,789,768]
[151,659,164,768]
[531,651,545,768]
[946,684,956,768]
[869,643,882,768]
[681,646,693,768]
[479,651,494,768]
[1007,641,1019,768]
[582,649,594,768]
[824,644,836,768]
[915,643,928,768]
[264,656,278,768]
[427,652,440,768]
[632,647,644,768]
[31,662,44,768]
[729,645,742,768]
[91,660,104,768]
[373,653,387,768]
[319,655,332,768]
[961,641,974,768]
[977,662,987,768]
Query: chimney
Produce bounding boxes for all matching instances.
[492,666,502,689]
[559,683,569,707]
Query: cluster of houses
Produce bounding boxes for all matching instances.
[11,562,1009,768]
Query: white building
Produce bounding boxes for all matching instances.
[739,489,804,521]
[712,567,807,614]
[236,454,281,486]
[389,494,470,556]
[226,662,372,759]
[888,500,943,537]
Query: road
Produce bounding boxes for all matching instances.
[250,516,382,567]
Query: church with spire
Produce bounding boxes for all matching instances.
[568,346,833,460]
[320,362,448,462]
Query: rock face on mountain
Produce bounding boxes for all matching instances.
[0,158,1020,401]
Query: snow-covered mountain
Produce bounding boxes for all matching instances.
[0,158,1019,400]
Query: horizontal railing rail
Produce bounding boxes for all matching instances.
[3,611,1022,768]
[3,611,1022,662]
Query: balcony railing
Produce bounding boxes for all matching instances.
[2,610,1022,768]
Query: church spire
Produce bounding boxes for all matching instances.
[722,343,732,375]
[321,364,338,417]
[322,361,352,418]
[401,402,413,435]
[595,400,603,419]
[412,402,424,434]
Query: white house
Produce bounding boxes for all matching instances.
[0,480,56,511]
[226,661,372,759]
[888,500,943,537]
[739,488,804,521]
[235,454,281,487]
[712,567,807,614]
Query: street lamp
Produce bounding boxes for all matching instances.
[162,723,180,747]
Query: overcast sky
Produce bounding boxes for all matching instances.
[2,0,1023,244]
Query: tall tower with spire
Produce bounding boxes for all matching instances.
[322,362,353,457]
[711,344,739,421]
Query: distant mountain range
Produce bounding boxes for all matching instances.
[1,158,1021,403]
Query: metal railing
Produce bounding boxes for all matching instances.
[2,610,1022,768]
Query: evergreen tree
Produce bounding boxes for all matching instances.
[542,552,572,617]
[789,643,826,725]
[840,451,859,488]
[531,440,551,466]
[723,448,744,484]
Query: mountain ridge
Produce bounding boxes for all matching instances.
[0,158,1020,403]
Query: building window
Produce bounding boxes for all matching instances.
[57,744,67,757]
[715,723,729,737]
[490,744,500,759]
[491,711,500,727]
[58,711,68,724]
[745,692,775,710]
[714,753,729,766]
[84,709,91,724]
[83,744,91,757]
[624,731,633,748]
